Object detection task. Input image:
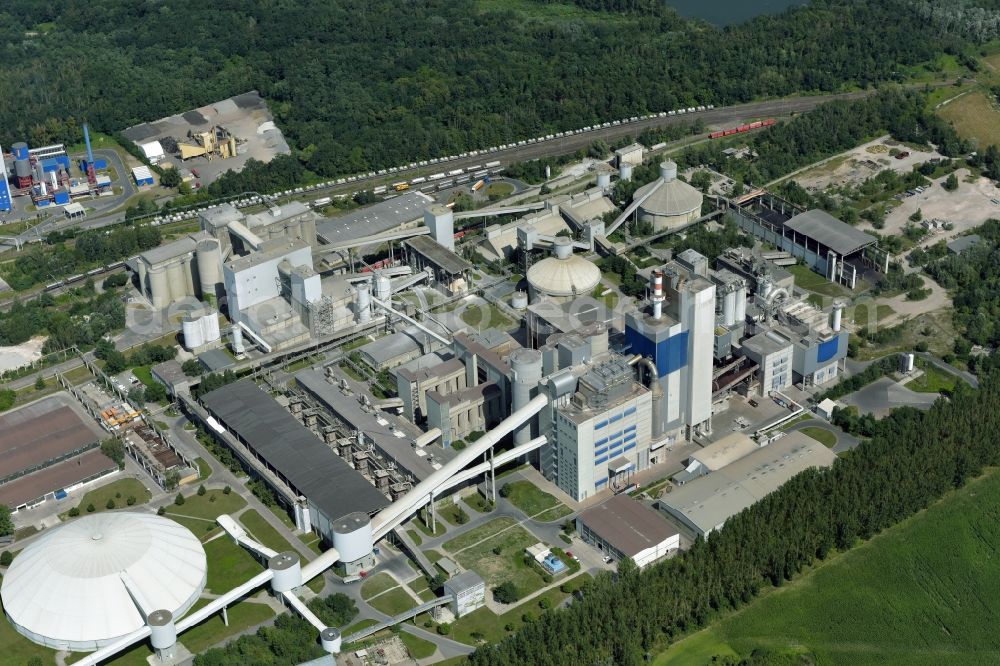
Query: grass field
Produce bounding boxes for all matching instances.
[203,535,264,593]
[412,516,447,537]
[656,469,1000,665]
[367,586,418,616]
[439,502,471,526]
[938,89,1000,148]
[239,509,297,556]
[444,517,518,552]
[361,572,399,600]
[787,264,848,298]
[853,303,896,328]
[407,529,423,546]
[165,489,247,542]
[460,302,513,330]
[195,457,212,480]
[500,480,571,520]
[464,493,494,513]
[400,631,438,659]
[448,520,545,593]
[798,427,838,448]
[906,363,961,394]
[64,478,152,516]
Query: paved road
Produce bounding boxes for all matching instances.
[784,418,860,454]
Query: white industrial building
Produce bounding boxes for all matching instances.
[631,161,703,233]
[1,513,206,651]
[577,494,679,569]
[658,431,837,538]
[134,232,224,310]
[673,431,759,484]
[526,237,602,304]
[442,570,486,617]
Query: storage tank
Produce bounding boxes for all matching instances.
[332,512,373,563]
[596,170,611,191]
[619,162,633,182]
[511,290,528,309]
[203,311,221,343]
[180,256,195,297]
[734,282,747,324]
[320,627,342,654]
[510,348,543,446]
[268,551,302,593]
[723,289,737,327]
[182,316,205,350]
[355,281,372,323]
[195,239,222,303]
[231,326,246,354]
[148,265,170,309]
[12,142,31,188]
[147,609,176,657]
[166,261,187,302]
[374,273,391,300]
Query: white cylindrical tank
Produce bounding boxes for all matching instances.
[203,312,221,342]
[511,291,528,309]
[196,239,222,302]
[735,283,747,324]
[320,627,342,654]
[510,348,543,446]
[355,282,372,324]
[832,304,843,333]
[723,289,737,327]
[374,273,391,300]
[619,162,633,182]
[181,256,195,297]
[268,552,302,593]
[147,609,176,653]
[182,316,205,350]
[596,171,611,191]
[332,512,373,563]
[166,261,186,302]
[660,160,678,182]
[553,236,573,259]
[906,353,915,373]
[231,326,245,354]
[148,266,170,309]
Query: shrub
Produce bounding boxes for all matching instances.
[197,484,207,496]
[86,503,96,513]
[0,550,12,566]
[68,506,80,517]
[436,623,452,636]
[126,495,136,506]
[538,597,552,610]
[492,545,502,555]
[157,506,166,516]
[223,485,232,495]
[499,483,512,498]
[106,499,116,510]
[493,581,519,604]
[174,493,185,506]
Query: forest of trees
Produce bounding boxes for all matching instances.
[0,288,125,351]
[0,0,985,181]
[470,372,1000,664]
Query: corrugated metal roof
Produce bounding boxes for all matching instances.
[784,209,877,256]
[578,494,678,557]
[201,380,388,519]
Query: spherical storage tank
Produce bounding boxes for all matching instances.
[1,512,206,651]
[526,236,601,304]
[633,160,703,233]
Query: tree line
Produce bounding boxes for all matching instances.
[0,1,984,183]
[469,372,1000,665]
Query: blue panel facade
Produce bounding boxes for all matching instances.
[53,191,70,204]
[625,324,689,377]
[0,179,11,211]
[817,337,839,364]
[13,145,29,160]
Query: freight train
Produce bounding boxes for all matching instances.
[708,118,776,139]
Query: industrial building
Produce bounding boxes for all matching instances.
[134,231,223,310]
[728,194,888,288]
[672,431,758,484]
[630,161,703,232]
[0,143,12,211]
[526,237,602,304]
[614,143,645,168]
[658,431,837,538]
[577,494,680,568]
[403,234,471,295]
[316,190,434,249]
[1,512,207,651]
[200,379,389,561]
[442,570,486,617]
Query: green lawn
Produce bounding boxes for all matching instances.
[447,519,545,593]
[132,365,156,388]
[460,302,513,330]
[444,517,518,552]
[268,503,297,529]
[343,618,381,636]
[798,426,838,448]
[63,478,152,517]
[400,631,438,659]
[238,509,298,556]
[500,480,571,520]
[361,572,399,600]
[439,502,471,526]
[787,264,848,298]
[906,363,961,394]
[464,493,494,513]
[656,470,1000,665]
[195,457,212,480]
[182,599,275,654]
[367,586,418,616]
[407,529,424,546]
[412,516,447,537]
[165,489,247,541]
[203,535,265,593]
[853,303,895,328]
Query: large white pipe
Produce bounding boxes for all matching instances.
[300,547,341,583]
[434,436,547,495]
[74,628,152,666]
[227,220,264,250]
[283,590,327,632]
[372,393,548,540]
[176,570,275,632]
[372,297,451,346]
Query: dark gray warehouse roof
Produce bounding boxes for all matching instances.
[577,494,677,557]
[201,379,388,519]
[317,191,433,244]
[404,235,472,275]
[785,209,877,256]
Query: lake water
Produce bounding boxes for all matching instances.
[665,0,808,26]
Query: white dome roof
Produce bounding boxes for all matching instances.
[634,171,703,217]
[527,241,601,298]
[1,512,206,651]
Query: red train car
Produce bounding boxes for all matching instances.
[708,118,777,139]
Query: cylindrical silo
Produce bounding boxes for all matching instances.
[723,289,736,327]
[182,316,205,350]
[147,609,176,656]
[181,256,195,297]
[148,265,170,309]
[231,326,245,354]
[511,291,528,309]
[12,142,32,188]
[619,162,633,182]
[196,239,222,303]
[332,512,373,563]
[596,171,611,191]
[660,160,678,182]
[320,627,342,654]
[166,261,186,302]
[374,273,391,300]
[268,552,302,593]
[355,282,372,323]
[734,282,747,324]
[203,311,221,342]
[510,348,543,446]
[831,303,843,333]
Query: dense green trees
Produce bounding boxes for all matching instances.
[0,1,982,181]
[0,289,125,351]
[470,373,1000,664]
